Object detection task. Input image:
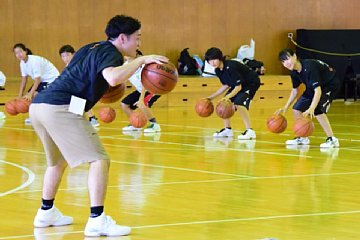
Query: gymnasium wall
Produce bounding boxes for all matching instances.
[1,0,360,77]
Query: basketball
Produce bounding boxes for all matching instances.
[129,111,148,128]
[215,100,235,119]
[98,107,116,123]
[195,98,214,117]
[16,98,31,113]
[267,114,287,133]
[293,117,315,137]
[141,62,178,95]
[99,84,125,104]
[5,99,18,116]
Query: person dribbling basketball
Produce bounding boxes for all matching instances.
[204,47,260,140]
[29,15,168,237]
[277,48,340,148]
[121,50,162,133]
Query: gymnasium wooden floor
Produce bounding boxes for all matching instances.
[1,97,360,239]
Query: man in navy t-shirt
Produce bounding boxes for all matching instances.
[30,15,168,237]
[278,48,340,148]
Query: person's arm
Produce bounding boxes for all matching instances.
[18,76,28,98]
[222,85,241,101]
[24,77,41,100]
[303,86,321,118]
[102,55,168,87]
[206,85,229,100]
[276,88,298,115]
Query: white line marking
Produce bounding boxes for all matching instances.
[0,160,35,197]
[2,210,360,239]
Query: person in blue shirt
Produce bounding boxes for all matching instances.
[278,48,339,148]
[31,15,168,237]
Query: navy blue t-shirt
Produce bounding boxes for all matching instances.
[32,41,123,112]
[215,60,260,88]
[290,59,338,97]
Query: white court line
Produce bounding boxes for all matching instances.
[2,210,360,239]
[111,160,252,178]
[103,137,314,158]
[13,169,360,195]
[0,160,35,197]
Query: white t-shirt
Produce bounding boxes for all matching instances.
[124,60,144,92]
[20,55,59,83]
[0,71,5,87]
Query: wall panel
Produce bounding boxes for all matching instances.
[1,0,360,77]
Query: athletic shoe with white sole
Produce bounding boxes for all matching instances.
[285,137,310,145]
[213,128,233,138]
[33,206,73,228]
[238,129,256,140]
[320,136,339,148]
[84,212,131,237]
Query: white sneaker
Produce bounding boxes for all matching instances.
[33,207,73,228]
[84,212,131,237]
[89,117,100,127]
[25,117,32,125]
[320,137,340,148]
[285,137,310,145]
[143,122,161,133]
[122,124,142,131]
[238,129,256,140]
[213,128,233,138]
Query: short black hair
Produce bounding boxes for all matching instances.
[59,45,75,55]
[105,15,141,40]
[278,48,295,62]
[204,47,225,61]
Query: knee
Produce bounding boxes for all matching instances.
[121,102,129,110]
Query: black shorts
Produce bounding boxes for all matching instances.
[227,85,259,110]
[121,90,160,110]
[293,88,337,115]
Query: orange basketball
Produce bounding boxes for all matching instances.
[5,99,18,116]
[99,84,125,104]
[293,118,315,137]
[16,98,31,113]
[98,107,116,123]
[215,100,235,119]
[267,114,287,133]
[141,62,178,94]
[195,98,214,117]
[129,111,147,128]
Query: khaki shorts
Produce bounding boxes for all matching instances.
[29,104,109,168]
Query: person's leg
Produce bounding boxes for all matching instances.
[316,113,334,137]
[213,118,233,138]
[88,160,110,206]
[85,159,131,237]
[121,102,133,118]
[293,109,303,119]
[237,105,251,129]
[143,94,161,133]
[30,104,73,227]
[42,159,68,200]
[286,96,311,145]
[231,89,256,140]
